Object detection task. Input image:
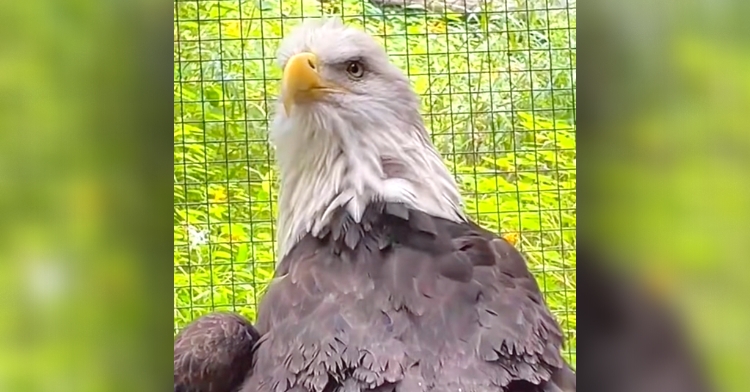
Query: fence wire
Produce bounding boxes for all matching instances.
[174,0,576,367]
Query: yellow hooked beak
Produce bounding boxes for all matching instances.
[282,52,326,115]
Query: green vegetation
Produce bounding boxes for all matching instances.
[174,0,576,366]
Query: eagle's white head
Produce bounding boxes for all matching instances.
[270,18,465,257]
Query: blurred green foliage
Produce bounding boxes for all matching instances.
[4,0,750,389]
[174,0,576,365]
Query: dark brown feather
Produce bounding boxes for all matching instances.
[242,202,575,392]
[174,312,260,392]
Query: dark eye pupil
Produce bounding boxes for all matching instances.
[348,62,361,75]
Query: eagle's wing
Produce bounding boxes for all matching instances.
[435,220,576,391]
[174,311,260,392]
[242,204,574,392]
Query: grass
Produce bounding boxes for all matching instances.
[174,0,576,368]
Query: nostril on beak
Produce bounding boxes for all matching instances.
[307,59,315,69]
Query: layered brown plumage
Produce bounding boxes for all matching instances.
[240,202,575,392]
[174,18,575,392]
[174,312,260,392]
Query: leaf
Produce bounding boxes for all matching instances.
[213,250,232,260]
[236,244,249,264]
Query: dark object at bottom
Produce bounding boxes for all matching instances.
[174,312,260,392]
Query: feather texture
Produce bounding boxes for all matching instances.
[248,17,576,392]
[174,312,260,392]
[269,18,465,259]
[242,203,575,392]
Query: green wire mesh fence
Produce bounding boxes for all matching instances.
[174,0,576,367]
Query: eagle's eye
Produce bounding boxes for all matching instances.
[345,61,365,79]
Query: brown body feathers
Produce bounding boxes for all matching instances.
[174,312,260,392]
[174,18,575,392]
[240,203,575,392]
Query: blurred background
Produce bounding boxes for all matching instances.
[584,0,750,390]
[0,0,748,391]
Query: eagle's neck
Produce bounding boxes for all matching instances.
[271,111,465,258]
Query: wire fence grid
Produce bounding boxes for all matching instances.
[174,0,576,366]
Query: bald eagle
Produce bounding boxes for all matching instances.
[174,17,576,392]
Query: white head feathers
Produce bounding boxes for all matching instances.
[270,18,465,257]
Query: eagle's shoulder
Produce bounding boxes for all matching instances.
[174,312,260,392]
[397,211,568,389]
